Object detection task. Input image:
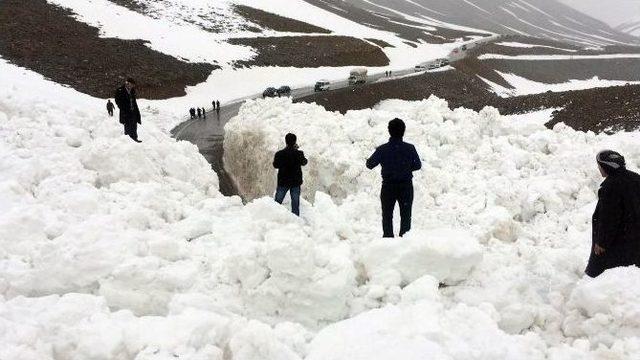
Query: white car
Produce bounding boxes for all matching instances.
[314,80,331,92]
[414,65,427,72]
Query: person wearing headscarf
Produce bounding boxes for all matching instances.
[585,150,640,277]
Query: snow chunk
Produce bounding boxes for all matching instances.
[361,229,483,285]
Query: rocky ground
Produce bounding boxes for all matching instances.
[296,68,640,133]
[0,0,216,99]
[233,5,331,34]
[230,36,390,68]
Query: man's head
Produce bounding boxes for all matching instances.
[388,118,406,139]
[124,77,136,91]
[285,133,297,147]
[597,150,626,177]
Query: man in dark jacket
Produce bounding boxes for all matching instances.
[273,133,308,216]
[189,107,196,119]
[586,150,640,277]
[367,118,422,238]
[114,78,142,142]
[216,100,221,114]
[106,100,115,116]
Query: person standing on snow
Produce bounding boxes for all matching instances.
[202,107,206,119]
[366,118,422,238]
[106,99,115,116]
[189,107,196,119]
[114,77,142,143]
[216,100,221,113]
[273,133,308,216]
[585,150,640,277]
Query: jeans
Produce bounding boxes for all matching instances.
[275,186,301,216]
[381,182,414,238]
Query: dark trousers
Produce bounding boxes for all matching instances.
[123,120,138,140]
[275,186,301,216]
[381,182,414,238]
[108,109,113,116]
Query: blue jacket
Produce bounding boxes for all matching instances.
[366,138,422,184]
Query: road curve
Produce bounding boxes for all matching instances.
[170,35,501,197]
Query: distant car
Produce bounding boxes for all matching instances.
[314,80,331,92]
[414,65,427,72]
[277,85,291,97]
[262,87,278,98]
[428,63,438,70]
[441,59,450,66]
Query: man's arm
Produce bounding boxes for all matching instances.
[299,151,308,166]
[366,148,381,169]
[596,184,623,250]
[410,145,422,171]
[273,152,281,169]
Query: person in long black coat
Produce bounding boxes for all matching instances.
[114,78,142,142]
[585,150,640,277]
[273,133,308,216]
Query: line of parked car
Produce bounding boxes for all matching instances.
[414,58,450,72]
[262,85,291,98]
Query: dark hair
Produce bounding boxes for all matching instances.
[597,150,626,175]
[126,77,136,84]
[285,133,297,147]
[388,118,406,138]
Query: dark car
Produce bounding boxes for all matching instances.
[262,87,278,98]
[277,86,292,97]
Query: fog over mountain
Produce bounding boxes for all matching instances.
[559,0,640,36]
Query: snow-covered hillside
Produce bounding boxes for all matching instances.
[312,0,640,47]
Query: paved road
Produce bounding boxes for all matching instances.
[171,35,501,196]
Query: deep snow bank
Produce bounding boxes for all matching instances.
[224,97,640,358]
[6,57,640,358]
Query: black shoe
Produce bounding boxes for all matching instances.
[131,137,142,143]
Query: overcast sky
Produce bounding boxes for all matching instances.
[559,0,640,26]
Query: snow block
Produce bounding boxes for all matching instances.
[360,229,483,285]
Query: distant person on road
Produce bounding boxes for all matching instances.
[197,108,201,118]
[212,100,216,110]
[114,77,142,143]
[106,99,114,116]
[366,118,422,238]
[189,107,196,119]
[585,150,640,277]
[202,107,206,119]
[216,100,221,113]
[273,133,308,216]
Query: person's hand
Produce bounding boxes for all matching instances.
[594,244,606,256]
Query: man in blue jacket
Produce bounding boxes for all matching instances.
[367,118,422,237]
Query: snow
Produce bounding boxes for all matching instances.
[480,72,640,97]
[47,0,255,65]
[6,47,640,358]
[479,53,640,60]
[223,96,640,358]
[496,41,578,52]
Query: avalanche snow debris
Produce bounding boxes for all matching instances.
[5,61,640,358]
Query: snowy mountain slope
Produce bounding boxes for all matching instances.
[307,0,640,47]
[560,0,640,37]
[617,19,640,37]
